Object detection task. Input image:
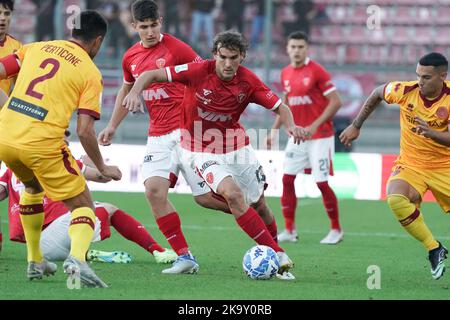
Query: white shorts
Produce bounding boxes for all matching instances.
[40,210,102,261]
[284,136,334,182]
[141,129,210,196]
[182,145,266,205]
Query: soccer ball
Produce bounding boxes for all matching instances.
[242,245,280,280]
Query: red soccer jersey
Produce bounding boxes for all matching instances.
[281,58,336,139]
[122,34,201,137]
[0,161,85,242]
[165,60,282,153]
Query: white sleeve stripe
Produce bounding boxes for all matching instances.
[123,78,134,84]
[271,99,282,110]
[323,87,336,96]
[165,67,172,82]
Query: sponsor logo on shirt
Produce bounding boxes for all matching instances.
[288,95,313,106]
[203,89,212,96]
[131,64,137,71]
[302,78,311,86]
[175,64,188,73]
[142,88,169,101]
[197,107,232,122]
[407,104,414,112]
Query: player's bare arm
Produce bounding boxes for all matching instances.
[0,87,8,107]
[98,82,133,146]
[274,103,307,144]
[123,68,168,113]
[339,84,385,148]
[307,90,342,137]
[415,116,450,147]
[77,114,122,181]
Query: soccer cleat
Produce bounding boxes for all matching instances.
[153,248,178,264]
[86,249,132,264]
[63,255,108,288]
[277,251,294,275]
[276,271,296,280]
[27,259,57,280]
[161,252,199,274]
[277,229,298,243]
[320,229,344,245]
[428,242,448,280]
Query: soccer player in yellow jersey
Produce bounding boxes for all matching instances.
[0,11,122,288]
[340,52,450,280]
[0,0,22,254]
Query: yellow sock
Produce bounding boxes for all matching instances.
[68,207,96,261]
[387,194,439,251]
[19,191,45,262]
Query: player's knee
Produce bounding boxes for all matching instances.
[222,188,245,207]
[387,194,416,220]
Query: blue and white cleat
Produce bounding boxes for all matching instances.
[162,252,199,274]
[153,248,178,264]
[87,250,132,264]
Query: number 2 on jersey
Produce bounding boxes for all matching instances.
[25,58,60,100]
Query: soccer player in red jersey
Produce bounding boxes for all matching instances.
[267,31,344,245]
[98,0,232,274]
[123,30,306,279]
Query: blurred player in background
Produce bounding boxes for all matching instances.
[98,0,232,272]
[340,52,450,280]
[267,31,343,245]
[123,30,306,279]
[0,0,22,254]
[0,11,122,288]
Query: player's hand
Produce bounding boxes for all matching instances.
[339,124,360,148]
[99,165,122,181]
[414,116,433,138]
[286,126,307,144]
[98,126,116,146]
[266,133,274,149]
[123,90,145,114]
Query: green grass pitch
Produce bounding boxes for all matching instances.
[0,192,449,300]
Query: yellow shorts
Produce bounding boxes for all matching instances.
[0,143,86,201]
[388,165,450,213]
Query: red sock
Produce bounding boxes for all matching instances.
[236,207,283,252]
[317,181,341,230]
[156,212,189,255]
[110,209,164,254]
[266,218,278,243]
[281,174,297,232]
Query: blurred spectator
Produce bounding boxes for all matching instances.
[100,1,133,60]
[222,0,245,33]
[250,0,265,49]
[189,0,218,51]
[283,0,316,38]
[31,0,57,41]
[163,0,181,38]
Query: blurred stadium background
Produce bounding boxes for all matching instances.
[12,0,443,154]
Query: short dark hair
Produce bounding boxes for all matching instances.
[71,10,108,42]
[212,30,248,55]
[419,52,448,72]
[0,0,14,11]
[287,31,308,43]
[131,0,159,22]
